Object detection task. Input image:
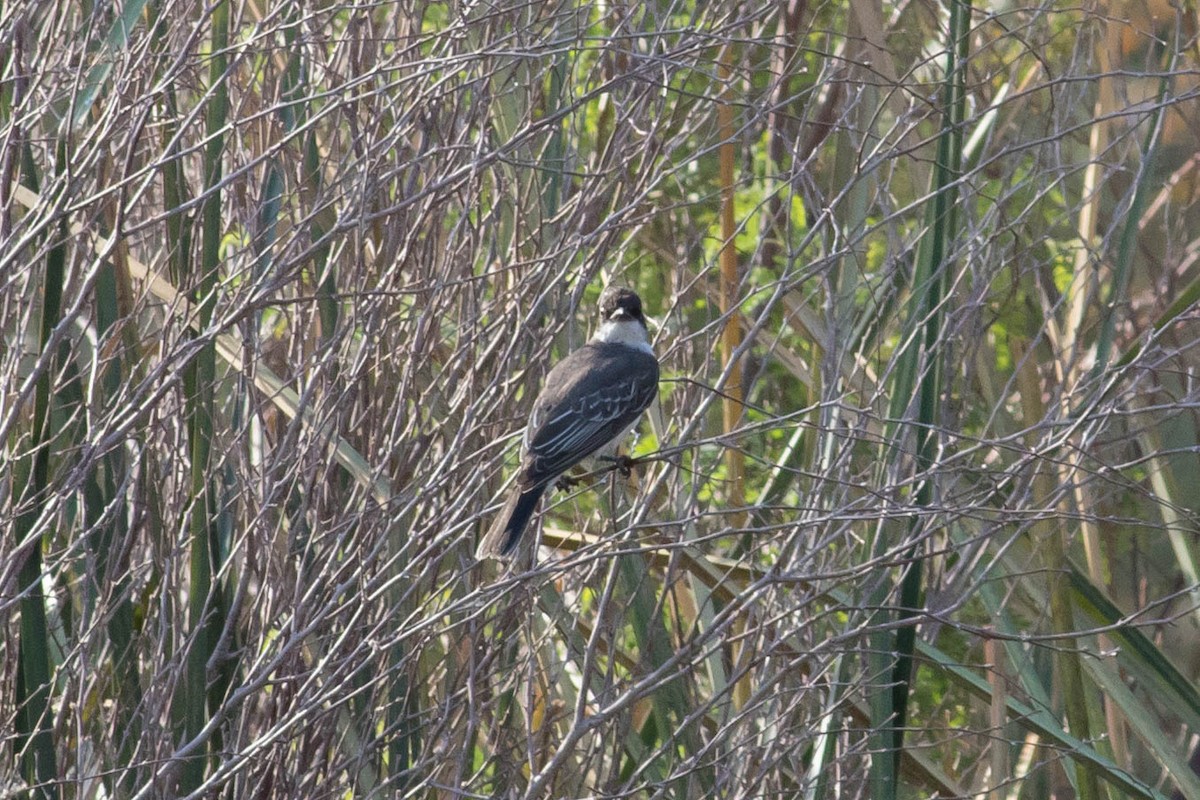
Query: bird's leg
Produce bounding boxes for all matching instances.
[554,473,582,492]
[597,453,638,478]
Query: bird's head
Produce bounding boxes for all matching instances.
[598,286,648,329]
[593,286,653,352]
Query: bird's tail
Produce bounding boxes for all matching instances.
[477,484,546,559]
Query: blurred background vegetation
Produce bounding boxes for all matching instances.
[2,0,1199,797]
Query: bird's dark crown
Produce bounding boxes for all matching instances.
[598,286,647,326]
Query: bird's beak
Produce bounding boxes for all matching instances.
[610,308,633,321]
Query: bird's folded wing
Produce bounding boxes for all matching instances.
[523,378,656,484]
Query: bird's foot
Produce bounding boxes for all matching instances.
[555,474,582,492]
[597,454,638,478]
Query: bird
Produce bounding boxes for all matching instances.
[477,286,660,559]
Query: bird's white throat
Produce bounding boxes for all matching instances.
[593,318,653,354]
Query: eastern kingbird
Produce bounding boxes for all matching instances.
[478,286,660,559]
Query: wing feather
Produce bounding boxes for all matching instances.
[518,343,658,488]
